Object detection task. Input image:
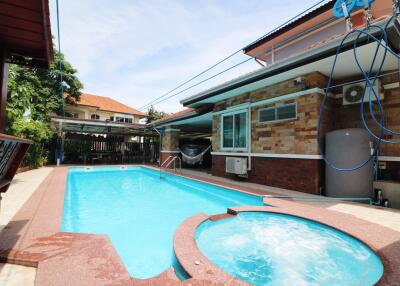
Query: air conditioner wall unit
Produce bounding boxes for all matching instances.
[226,157,247,175]
[342,80,383,105]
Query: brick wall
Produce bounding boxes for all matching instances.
[210,72,328,194]
[212,71,328,154]
[251,93,330,154]
[210,70,400,191]
[212,155,323,194]
[329,74,400,157]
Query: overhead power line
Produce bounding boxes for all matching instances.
[138,0,329,110]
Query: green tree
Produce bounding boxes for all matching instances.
[6,50,83,167]
[11,119,54,168]
[146,105,167,123]
[7,51,83,125]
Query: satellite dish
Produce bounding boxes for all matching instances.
[333,0,357,18]
[345,85,364,103]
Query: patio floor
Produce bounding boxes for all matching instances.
[0,263,36,286]
[178,168,400,232]
[0,167,53,286]
[0,167,54,233]
[0,166,399,285]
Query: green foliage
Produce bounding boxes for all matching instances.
[6,49,83,168]
[11,119,55,168]
[146,105,167,123]
[7,51,83,125]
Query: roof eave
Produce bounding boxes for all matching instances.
[243,0,335,53]
[151,111,198,126]
[41,0,54,67]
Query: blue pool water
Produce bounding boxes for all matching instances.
[61,166,263,279]
[196,212,384,286]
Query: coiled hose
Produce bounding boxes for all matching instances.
[317,16,400,171]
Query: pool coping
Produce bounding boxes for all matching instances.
[174,203,400,286]
[0,165,398,285]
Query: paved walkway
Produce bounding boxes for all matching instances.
[0,167,53,232]
[179,168,400,233]
[0,167,53,286]
[0,263,36,286]
[0,165,399,285]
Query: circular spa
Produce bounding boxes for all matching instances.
[195,212,383,286]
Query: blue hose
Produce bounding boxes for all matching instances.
[317,17,400,171]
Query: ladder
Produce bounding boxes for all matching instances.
[160,155,182,177]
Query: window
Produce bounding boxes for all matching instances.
[72,113,79,119]
[116,116,133,123]
[91,114,100,120]
[110,116,114,121]
[221,111,247,150]
[258,103,297,123]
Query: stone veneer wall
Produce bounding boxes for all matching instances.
[161,128,180,167]
[211,70,400,192]
[212,71,328,154]
[211,72,329,194]
[162,129,180,152]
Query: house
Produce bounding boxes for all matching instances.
[152,0,400,197]
[51,94,157,164]
[65,93,147,124]
[51,93,148,135]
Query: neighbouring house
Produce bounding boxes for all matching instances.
[152,0,400,201]
[64,93,147,124]
[50,94,158,165]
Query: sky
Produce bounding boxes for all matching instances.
[49,0,323,114]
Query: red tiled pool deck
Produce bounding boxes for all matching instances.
[0,166,399,285]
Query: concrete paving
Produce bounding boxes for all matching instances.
[0,167,54,233]
[0,167,53,286]
[0,263,36,286]
[179,168,400,233]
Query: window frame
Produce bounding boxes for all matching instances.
[257,103,297,124]
[115,115,133,123]
[90,114,100,120]
[220,109,248,152]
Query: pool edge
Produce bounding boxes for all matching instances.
[0,165,399,285]
[175,204,400,286]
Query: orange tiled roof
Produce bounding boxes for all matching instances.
[152,108,195,124]
[68,93,146,116]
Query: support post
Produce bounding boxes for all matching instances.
[0,48,9,133]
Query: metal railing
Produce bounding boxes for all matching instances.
[263,195,372,205]
[160,155,182,178]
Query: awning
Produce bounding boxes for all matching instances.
[51,117,157,136]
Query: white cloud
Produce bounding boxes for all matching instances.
[50,0,322,113]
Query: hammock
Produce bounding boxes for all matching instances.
[180,145,211,165]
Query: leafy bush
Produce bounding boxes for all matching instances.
[11,119,55,168]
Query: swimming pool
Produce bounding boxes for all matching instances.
[61,166,263,279]
[196,212,384,286]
